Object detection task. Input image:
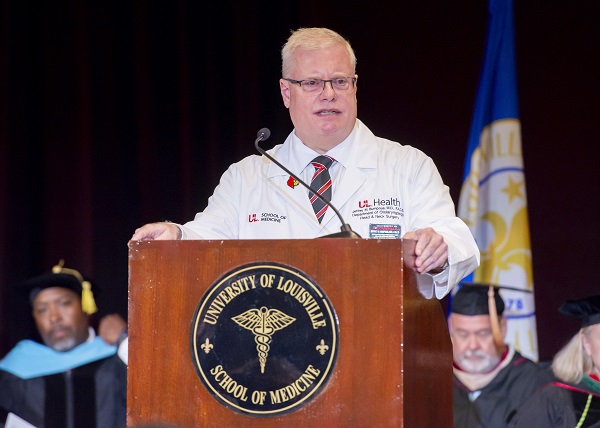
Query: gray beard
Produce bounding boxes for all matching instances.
[457,349,500,374]
[50,337,78,352]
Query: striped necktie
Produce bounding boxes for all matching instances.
[308,155,335,223]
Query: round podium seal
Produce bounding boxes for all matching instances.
[190,262,339,417]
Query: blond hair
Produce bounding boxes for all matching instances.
[551,327,594,383]
[281,27,356,77]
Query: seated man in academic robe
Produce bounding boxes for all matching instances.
[449,283,553,428]
[0,261,128,428]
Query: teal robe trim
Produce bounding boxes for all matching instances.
[0,338,116,379]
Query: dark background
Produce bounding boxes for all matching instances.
[0,1,598,361]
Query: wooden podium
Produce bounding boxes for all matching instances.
[127,239,452,427]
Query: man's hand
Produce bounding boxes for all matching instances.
[403,228,448,274]
[99,314,127,345]
[130,222,181,241]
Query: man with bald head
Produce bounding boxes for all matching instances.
[131,27,479,299]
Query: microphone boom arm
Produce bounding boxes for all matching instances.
[254,129,361,238]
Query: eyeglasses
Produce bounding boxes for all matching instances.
[284,76,357,93]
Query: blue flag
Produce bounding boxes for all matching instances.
[457,0,538,360]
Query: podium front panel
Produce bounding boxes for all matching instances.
[127,239,452,427]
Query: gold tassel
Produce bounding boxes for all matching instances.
[81,280,98,315]
[488,285,506,353]
[52,259,98,315]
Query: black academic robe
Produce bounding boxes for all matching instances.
[453,351,554,428]
[509,380,600,428]
[0,354,126,428]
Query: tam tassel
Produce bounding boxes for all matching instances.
[488,285,506,353]
[81,280,98,315]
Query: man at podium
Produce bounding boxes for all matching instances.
[131,27,479,298]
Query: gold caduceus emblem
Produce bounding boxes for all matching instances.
[232,306,296,374]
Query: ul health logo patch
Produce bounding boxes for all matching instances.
[190,262,339,417]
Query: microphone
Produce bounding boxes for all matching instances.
[255,128,361,238]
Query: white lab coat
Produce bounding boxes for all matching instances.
[181,120,479,298]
